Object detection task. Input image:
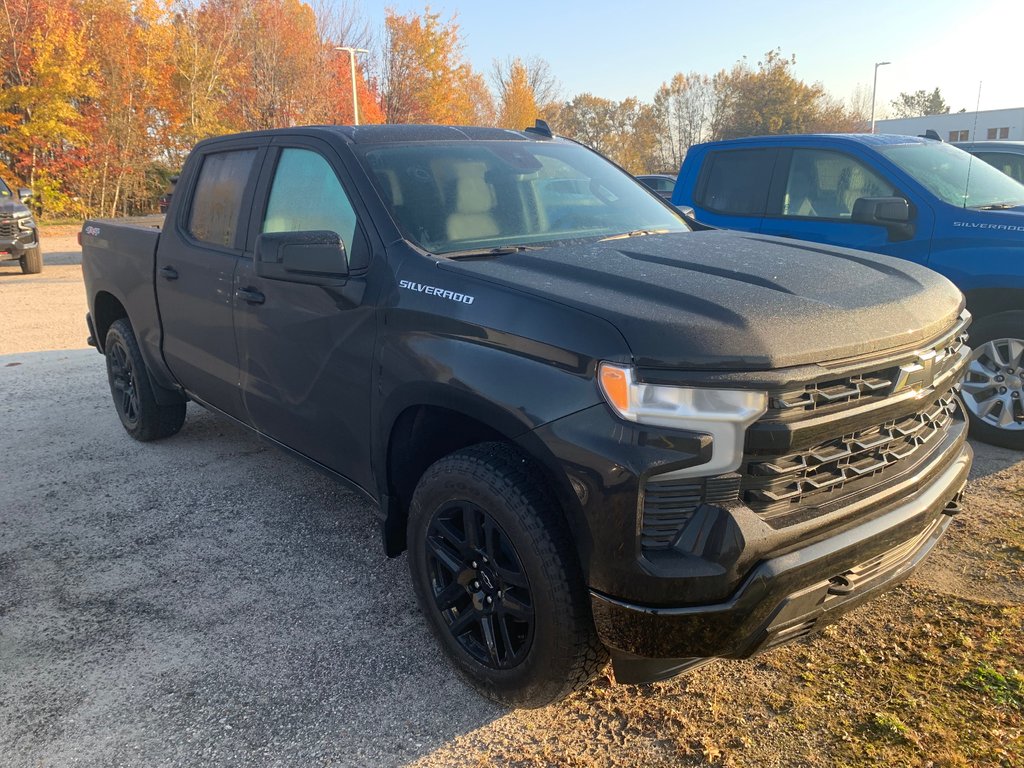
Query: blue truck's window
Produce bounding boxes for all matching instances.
[262,149,358,264]
[0,177,10,196]
[782,149,895,218]
[879,141,1024,209]
[188,149,258,248]
[697,149,773,215]
[975,152,1024,184]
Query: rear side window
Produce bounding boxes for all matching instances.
[697,149,775,215]
[975,152,1024,184]
[187,149,258,248]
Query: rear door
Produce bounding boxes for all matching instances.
[157,140,267,419]
[759,147,934,264]
[232,137,380,490]
[688,148,777,232]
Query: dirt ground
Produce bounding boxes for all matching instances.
[1,226,1021,767]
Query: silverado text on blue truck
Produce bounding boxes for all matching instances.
[673,133,1024,449]
[81,125,972,707]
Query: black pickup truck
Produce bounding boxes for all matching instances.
[81,124,973,707]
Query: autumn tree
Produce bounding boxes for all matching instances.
[652,72,719,171]
[890,88,950,118]
[380,8,492,125]
[551,94,659,174]
[712,50,860,139]
[492,56,558,130]
[0,0,94,215]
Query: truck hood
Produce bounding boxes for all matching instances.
[437,230,964,370]
[0,198,31,218]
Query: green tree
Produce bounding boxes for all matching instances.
[890,88,950,118]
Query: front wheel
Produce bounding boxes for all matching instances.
[407,443,606,708]
[961,310,1024,450]
[104,318,186,441]
[19,244,42,274]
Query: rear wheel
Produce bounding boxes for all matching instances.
[104,318,186,441]
[961,311,1024,450]
[19,245,42,274]
[407,442,606,708]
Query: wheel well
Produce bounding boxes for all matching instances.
[383,405,509,555]
[964,288,1024,324]
[93,291,128,352]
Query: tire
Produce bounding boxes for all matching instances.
[19,245,42,274]
[104,318,186,441]
[961,310,1024,450]
[407,442,607,708]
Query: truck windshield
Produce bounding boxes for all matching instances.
[0,178,11,196]
[356,140,687,254]
[879,141,1024,209]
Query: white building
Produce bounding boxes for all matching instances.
[875,107,1024,142]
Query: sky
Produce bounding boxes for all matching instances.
[355,0,1022,117]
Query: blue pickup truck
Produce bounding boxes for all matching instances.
[673,134,1024,449]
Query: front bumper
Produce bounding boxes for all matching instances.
[591,440,971,682]
[0,229,38,259]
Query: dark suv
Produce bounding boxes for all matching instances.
[0,180,41,273]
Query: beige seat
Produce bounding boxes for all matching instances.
[446,163,499,242]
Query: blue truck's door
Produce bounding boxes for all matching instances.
[232,138,379,491]
[758,147,934,265]
[156,142,267,420]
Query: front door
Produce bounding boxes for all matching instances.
[233,140,379,490]
[758,148,934,264]
[157,144,265,419]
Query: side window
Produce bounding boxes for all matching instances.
[782,150,896,219]
[262,148,360,264]
[697,150,774,215]
[975,152,1024,184]
[188,149,258,248]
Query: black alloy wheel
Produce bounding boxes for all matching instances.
[107,336,141,429]
[426,501,534,669]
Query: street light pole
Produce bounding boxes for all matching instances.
[335,46,369,125]
[870,61,891,134]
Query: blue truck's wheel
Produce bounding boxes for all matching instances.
[407,442,607,707]
[961,311,1024,450]
[104,319,186,442]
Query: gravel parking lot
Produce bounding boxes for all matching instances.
[1,228,1022,767]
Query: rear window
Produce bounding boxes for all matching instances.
[187,149,258,248]
[697,149,775,215]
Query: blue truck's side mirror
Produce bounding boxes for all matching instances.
[255,230,348,285]
[18,188,32,203]
[851,197,914,241]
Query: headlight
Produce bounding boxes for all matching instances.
[598,362,768,478]
[17,217,35,230]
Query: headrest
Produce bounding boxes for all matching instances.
[452,162,493,214]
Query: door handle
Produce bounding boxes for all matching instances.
[236,287,266,305]
[159,265,178,280]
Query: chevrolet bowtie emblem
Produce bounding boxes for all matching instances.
[893,348,941,397]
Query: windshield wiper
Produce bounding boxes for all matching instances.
[975,202,1022,210]
[599,228,673,241]
[441,245,540,260]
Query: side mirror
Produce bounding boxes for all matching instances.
[255,230,348,285]
[18,188,32,203]
[851,196,914,241]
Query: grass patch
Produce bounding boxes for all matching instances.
[961,663,1024,711]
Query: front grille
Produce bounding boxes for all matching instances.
[639,315,970,549]
[0,221,16,237]
[742,393,957,525]
[768,316,969,416]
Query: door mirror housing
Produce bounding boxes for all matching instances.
[851,196,914,241]
[851,196,910,224]
[18,188,32,203]
[255,230,348,285]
